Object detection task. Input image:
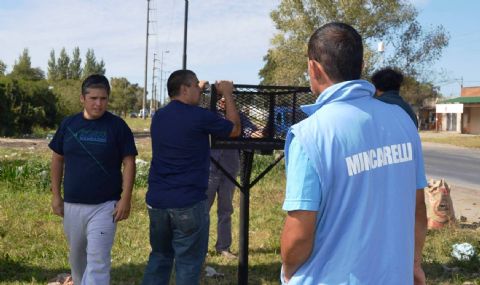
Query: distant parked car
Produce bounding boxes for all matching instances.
[129,112,138,118]
[139,109,149,118]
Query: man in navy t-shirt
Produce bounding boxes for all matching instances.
[49,74,137,285]
[372,67,419,128]
[142,70,241,285]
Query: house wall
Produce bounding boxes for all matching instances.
[461,87,480,97]
[469,107,480,134]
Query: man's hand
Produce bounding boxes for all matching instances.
[199,80,209,91]
[113,196,131,222]
[414,189,427,285]
[281,210,316,281]
[414,257,426,285]
[215,80,234,97]
[251,130,264,138]
[51,194,64,217]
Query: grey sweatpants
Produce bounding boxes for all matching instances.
[63,200,117,285]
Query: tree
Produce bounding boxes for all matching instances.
[82,49,106,78]
[95,59,106,75]
[50,79,83,116]
[57,48,70,80]
[0,77,59,136]
[10,49,45,81]
[69,47,82,80]
[110,77,140,116]
[0,60,6,76]
[259,0,449,104]
[47,49,58,81]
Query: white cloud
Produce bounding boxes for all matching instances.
[0,0,280,89]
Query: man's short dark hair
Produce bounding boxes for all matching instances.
[167,69,197,98]
[81,74,110,96]
[371,67,404,92]
[308,22,363,82]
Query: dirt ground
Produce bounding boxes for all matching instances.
[0,137,49,149]
[1,137,477,226]
[449,185,480,225]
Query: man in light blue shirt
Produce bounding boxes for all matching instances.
[280,22,428,285]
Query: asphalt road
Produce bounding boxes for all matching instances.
[423,142,480,191]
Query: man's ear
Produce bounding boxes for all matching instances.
[308,59,328,82]
[179,84,187,96]
[308,59,317,80]
[80,94,85,104]
[308,59,334,95]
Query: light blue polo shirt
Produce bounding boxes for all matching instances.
[282,80,427,285]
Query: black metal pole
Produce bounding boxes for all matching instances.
[182,0,188,70]
[238,150,255,285]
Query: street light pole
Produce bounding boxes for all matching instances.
[182,0,188,70]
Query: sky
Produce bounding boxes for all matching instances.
[0,0,478,101]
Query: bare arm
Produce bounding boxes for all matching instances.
[216,81,241,137]
[50,152,64,217]
[414,189,427,285]
[281,210,316,282]
[113,155,136,222]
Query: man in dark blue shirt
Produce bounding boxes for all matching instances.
[372,67,419,128]
[49,74,137,285]
[142,70,240,285]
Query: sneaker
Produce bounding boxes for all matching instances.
[218,250,237,260]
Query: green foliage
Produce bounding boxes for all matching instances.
[0,159,50,191]
[401,76,441,106]
[50,79,83,117]
[47,49,58,81]
[56,48,70,80]
[423,227,480,284]
[1,141,479,284]
[110,78,142,116]
[260,0,449,104]
[82,49,105,79]
[0,60,7,76]
[69,47,82,80]
[9,49,44,81]
[2,47,114,137]
[0,77,59,136]
[420,132,480,149]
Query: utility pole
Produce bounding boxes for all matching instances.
[153,83,157,110]
[151,53,158,113]
[182,0,188,69]
[142,0,152,119]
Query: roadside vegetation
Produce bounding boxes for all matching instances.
[0,137,478,285]
[420,131,480,149]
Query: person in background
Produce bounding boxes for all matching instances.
[50,74,137,285]
[372,67,419,128]
[142,69,241,285]
[280,23,427,285]
[207,96,263,259]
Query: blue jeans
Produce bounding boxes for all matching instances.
[141,200,209,285]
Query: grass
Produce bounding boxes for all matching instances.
[0,135,479,284]
[420,131,480,149]
[123,117,152,134]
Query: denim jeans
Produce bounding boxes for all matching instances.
[141,199,209,285]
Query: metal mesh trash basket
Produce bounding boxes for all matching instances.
[199,84,313,151]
